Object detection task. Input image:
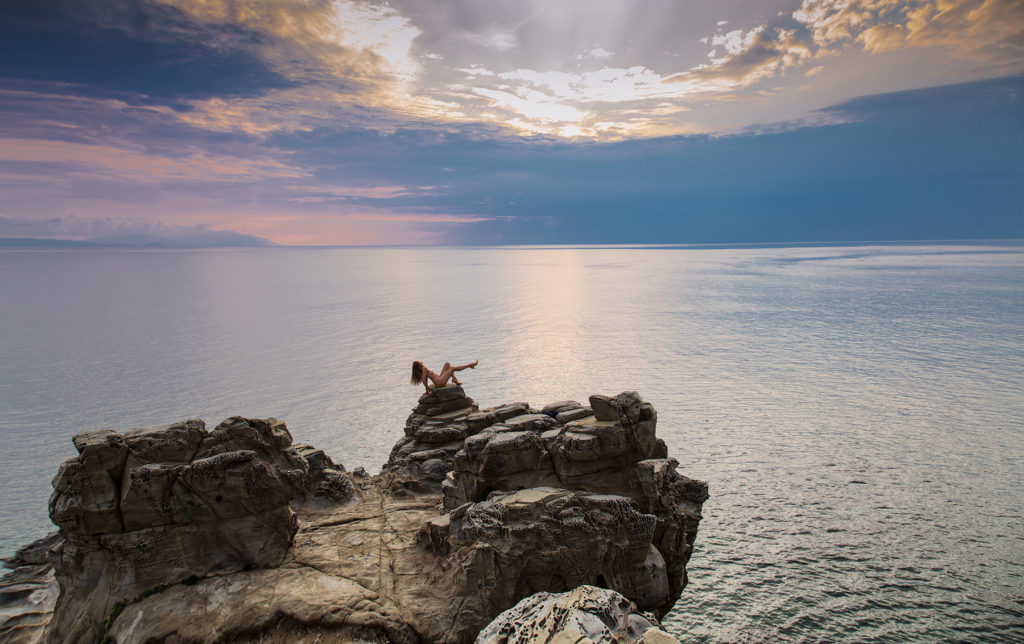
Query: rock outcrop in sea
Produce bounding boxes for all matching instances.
[0,387,708,643]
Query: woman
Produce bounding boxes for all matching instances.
[411,359,478,395]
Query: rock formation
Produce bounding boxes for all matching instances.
[384,384,486,489]
[0,533,60,644]
[476,585,676,644]
[46,417,308,643]
[416,391,706,619]
[4,387,706,643]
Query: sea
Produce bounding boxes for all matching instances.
[1,243,1022,642]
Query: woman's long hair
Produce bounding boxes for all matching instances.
[410,360,424,385]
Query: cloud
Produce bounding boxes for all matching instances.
[337,211,498,223]
[0,215,272,247]
[462,27,518,51]
[151,0,422,83]
[472,87,588,125]
[858,22,909,52]
[435,1,1023,138]
[287,184,442,204]
[511,66,679,102]
[130,0,457,135]
[437,21,818,138]
[658,26,813,100]
[5,0,1023,147]
[175,84,471,136]
[793,0,1024,70]
[0,137,305,183]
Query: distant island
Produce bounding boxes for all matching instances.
[0,236,274,249]
[0,238,105,248]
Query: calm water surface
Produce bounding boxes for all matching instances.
[1,244,1022,641]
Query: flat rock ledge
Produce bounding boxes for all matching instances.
[0,389,707,644]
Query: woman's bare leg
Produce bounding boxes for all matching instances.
[435,365,455,386]
[437,360,477,386]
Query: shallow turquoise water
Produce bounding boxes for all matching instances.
[1,243,1022,641]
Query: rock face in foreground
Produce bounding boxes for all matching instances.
[11,388,705,643]
[476,585,676,644]
[46,417,308,643]
[0,533,60,644]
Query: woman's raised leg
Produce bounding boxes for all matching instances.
[437,360,477,386]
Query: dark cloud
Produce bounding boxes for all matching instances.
[0,0,292,102]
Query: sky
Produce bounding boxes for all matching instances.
[1,0,1022,246]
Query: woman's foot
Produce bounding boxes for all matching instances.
[469,360,479,369]
[452,377,462,385]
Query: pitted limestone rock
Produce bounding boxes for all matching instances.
[476,585,678,644]
[292,443,358,505]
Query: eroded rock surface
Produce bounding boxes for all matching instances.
[383,385,484,490]
[422,488,669,613]
[107,566,418,644]
[21,388,705,644]
[46,417,308,643]
[476,585,677,644]
[0,533,61,644]
[426,392,706,617]
[292,443,360,506]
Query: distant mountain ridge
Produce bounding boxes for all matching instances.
[0,237,274,249]
[0,238,105,248]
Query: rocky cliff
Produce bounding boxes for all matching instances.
[0,388,707,643]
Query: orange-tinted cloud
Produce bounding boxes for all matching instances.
[795,0,1024,71]
[140,0,1024,140]
[0,138,304,183]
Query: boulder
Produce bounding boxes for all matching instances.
[45,418,307,643]
[293,443,358,505]
[382,385,483,491]
[476,585,677,644]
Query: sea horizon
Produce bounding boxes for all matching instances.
[2,237,1023,251]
